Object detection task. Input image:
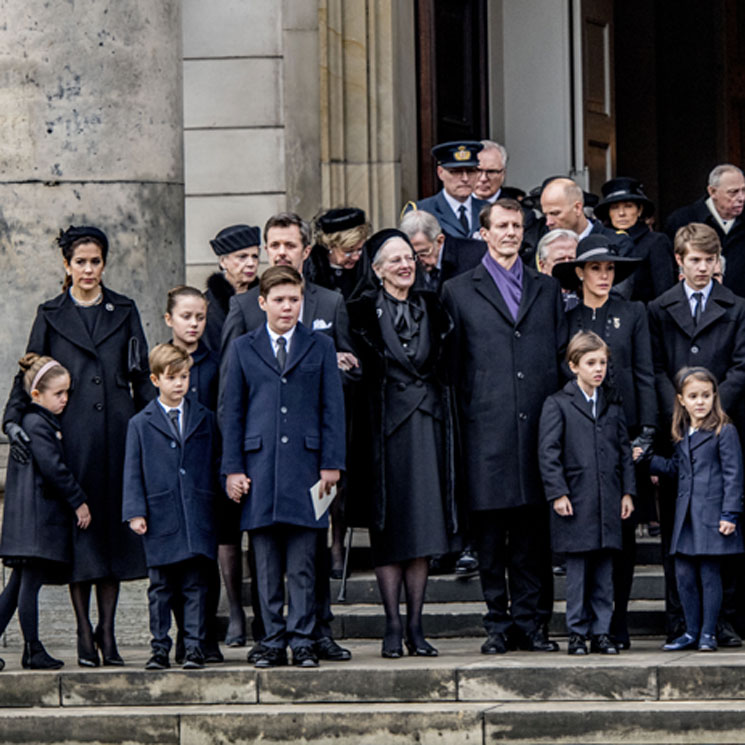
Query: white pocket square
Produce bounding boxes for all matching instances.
[313,319,333,330]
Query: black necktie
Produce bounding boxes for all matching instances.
[168,409,180,441]
[458,204,469,234]
[276,336,287,372]
[692,292,703,326]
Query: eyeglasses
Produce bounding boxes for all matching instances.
[414,246,435,260]
[477,168,505,177]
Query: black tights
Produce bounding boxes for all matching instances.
[0,566,45,642]
[374,557,429,647]
[69,579,120,656]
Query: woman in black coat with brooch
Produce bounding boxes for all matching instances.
[594,177,677,304]
[553,234,657,649]
[2,225,154,667]
[347,230,459,659]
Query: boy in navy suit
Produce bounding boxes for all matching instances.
[221,266,346,668]
[123,343,219,670]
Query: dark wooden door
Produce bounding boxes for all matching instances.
[581,0,616,195]
[723,0,745,165]
[415,0,488,197]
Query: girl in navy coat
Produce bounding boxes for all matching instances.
[0,354,91,669]
[539,331,635,656]
[639,367,745,652]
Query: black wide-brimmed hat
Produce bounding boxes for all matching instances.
[594,177,654,222]
[552,234,641,291]
[431,140,483,168]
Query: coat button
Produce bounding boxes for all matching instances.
[691,345,699,354]
[281,377,288,384]
[280,435,289,444]
[415,380,424,387]
[191,386,197,393]
[94,403,103,411]
[519,412,527,421]
[516,371,524,380]
[92,376,102,385]
[514,330,521,338]
[280,406,288,414]
[170,441,177,449]
[397,382,406,391]
[179,468,186,475]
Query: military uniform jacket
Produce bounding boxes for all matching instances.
[122,398,219,568]
[539,382,636,553]
[220,322,346,531]
[0,405,87,564]
[403,191,490,239]
[650,424,744,556]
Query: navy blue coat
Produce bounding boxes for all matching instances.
[220,322,346,531]
[650,424,745,556]
[403,191,490,239]
[539,382,636,553]
[122,398,219,568]
[185,340,219,412]
[1,405,87,564]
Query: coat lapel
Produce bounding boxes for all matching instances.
[694,283,729,337]
[472,263,516,325]
[302,284,319,328]
[689,429,714,451]
[250,327,282,374]
[183,399,207,442]
[433,192,467,238]
[566,382,596,421]
[43,293,97,356]
[143,400,177,442]
[283,323,315,374]
[663,283,696,338]
[377,295,419,376]
[90,289,130,346]
[514,269,542,327]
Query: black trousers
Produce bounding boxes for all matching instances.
[251,524,320,651]
[249,528,333,642]
[148,557,210,654]
[472,504,547,637]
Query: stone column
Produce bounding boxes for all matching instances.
[319,0,417,229]
[0,1,184,407]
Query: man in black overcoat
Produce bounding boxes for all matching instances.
[441,198,568,654]
[648,221,745,645]
[664,164,745,298]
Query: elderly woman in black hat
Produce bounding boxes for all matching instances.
[305,207,372,300]
[3,225,154,666]
[595,177,676,304]
[346,229,459,658]
[203,224,262,354]
[553,234,657,649]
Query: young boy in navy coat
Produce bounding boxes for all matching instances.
[123,343,219,670]
[221,266,346,668]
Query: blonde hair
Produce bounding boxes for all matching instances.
[566,331,609,367]
[674,222,721,258]
[149,343,192,378]
[19,353,68,395]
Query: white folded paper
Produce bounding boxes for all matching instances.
[311,480,337,520]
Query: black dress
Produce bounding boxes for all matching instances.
[347,289,458,566]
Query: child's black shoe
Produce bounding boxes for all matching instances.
[145,652,170,670]
[567,633,587,655]
[22,641,64,670]
[590,634,618,655]
[183,648,205,669]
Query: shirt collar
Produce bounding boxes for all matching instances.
[706,196,734,234]
[576,381,597,404]
[157,397,185,416]
[683,279,713,304]
[266,322,297,349]
[442,189,473,218]
[485,188,502,204]
[577,218,593,241]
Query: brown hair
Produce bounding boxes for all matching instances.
[480,198,523,229]
[671,366,729,442]
[566,330,610,368]
[263,212,311,247]
[259,265,304,298]
[18,353,69,395]
[60,237,107,292]
[674,222,721,259]
[149,343,192,378]
[165,285,207,316]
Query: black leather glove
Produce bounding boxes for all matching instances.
[5,422,31,465]
[630,425,655,459]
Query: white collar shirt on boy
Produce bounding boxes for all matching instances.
[157,398,184,435]
[683,280,713,316]
[266,323,297,358]
[576,382,597,419]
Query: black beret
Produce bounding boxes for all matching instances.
[210,224,261,256]
[318,207,366,234]
[57,225,109,260]
[365,228,413,261]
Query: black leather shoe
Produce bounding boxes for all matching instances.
[481,633,508,655]
[22,641,64,670]
[590,633,618,655]
[183,648,205,669]
[521,628,560,652]
[698,633,717,652]
[292,646,319,668]
[247,641,268,664]
[567,633,587,655]
[381,633,403,659]
[145,652,170,670]
[455,548,479,576]
[314,636,351,661]
[94,627,124,666]
[405,637,438,656]
[552,564,567,576]
[717,620,742,648]
[254,646,288,669]
[77,633,100,668]
[662,632,697,651]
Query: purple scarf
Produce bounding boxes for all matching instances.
[482,251,523,320]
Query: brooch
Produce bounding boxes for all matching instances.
[613,317,620,329]
[105,303,114,312]
[376,308,383,318]
[55,431,63,440]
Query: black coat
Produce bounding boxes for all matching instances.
[303,244,368,300]
[648,281,745,425]
[665,197,745,298]
[186,340,219,412]
[567,297,657,431]
[203,272,236,355]
[1,405,87,564]
[346,289,458,535]
[539,382,636,553]
[3,287,153,582]
[650,424,744,556]
[441,263,568,511]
